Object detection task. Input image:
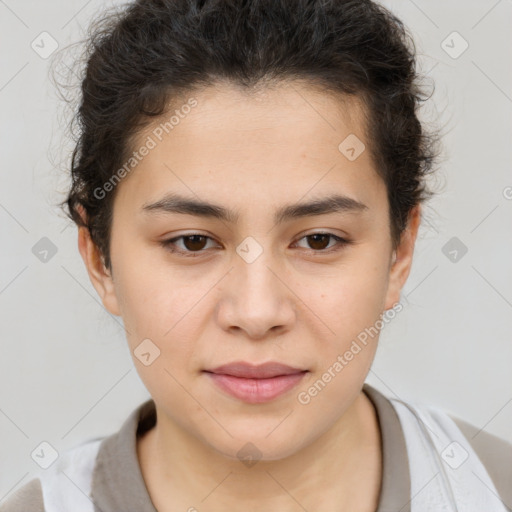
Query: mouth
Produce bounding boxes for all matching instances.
[203,361,308,404]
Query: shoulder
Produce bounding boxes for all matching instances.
[0,437,104,512]
[0,399,153,512]
[0,478,45,512]
[449,413,512,510]
[390,394,512,509]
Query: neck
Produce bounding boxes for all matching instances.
[137,390,382,511]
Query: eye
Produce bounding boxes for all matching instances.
[160,234,220,257]
[160,232,351,257]
[293,232,351,253]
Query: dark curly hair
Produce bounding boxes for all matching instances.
[55,0,442,273]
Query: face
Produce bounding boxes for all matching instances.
[79,81,419,461]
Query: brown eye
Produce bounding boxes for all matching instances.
[160,234,219,256]
[305,234,331,250]
[294,232,351,253]
[160,232,351,258]
[181,235,208,251]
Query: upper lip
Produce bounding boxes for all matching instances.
[205,361,307,379]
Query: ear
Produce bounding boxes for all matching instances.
[384,204,422,310]
[76,205,121,317]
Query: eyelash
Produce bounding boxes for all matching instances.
[159,232,352,257]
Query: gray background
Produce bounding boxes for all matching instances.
[1,0,511,502]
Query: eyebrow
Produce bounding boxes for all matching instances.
[141,192,369,225]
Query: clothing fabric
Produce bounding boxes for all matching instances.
[1,383,511,511]
[391,398,510,511]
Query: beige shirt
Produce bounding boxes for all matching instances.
[2,383,511,511]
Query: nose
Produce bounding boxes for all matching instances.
[215,248,296,340]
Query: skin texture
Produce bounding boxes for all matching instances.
[78,81,421,511]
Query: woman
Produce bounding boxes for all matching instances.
[3,0,511,510]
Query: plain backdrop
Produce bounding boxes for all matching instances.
[1,0,511,502]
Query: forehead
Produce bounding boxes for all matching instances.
[115,81,386,219]
[141,80,365,154]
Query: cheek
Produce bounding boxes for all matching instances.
[310,256,390,345]
[112,243,191,336]
[294,263,388,417]
[114,262,202,405]
[112,252,216,368]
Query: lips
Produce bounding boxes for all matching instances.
[204,361,308,403]
[206,361,305,378]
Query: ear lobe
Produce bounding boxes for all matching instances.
[384,204,422,310]
[76,218,121,317]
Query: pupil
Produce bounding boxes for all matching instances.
[185,235,206,251]
[182,235,331,252]
[308,234,329,250]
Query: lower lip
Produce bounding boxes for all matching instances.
[205,371,307,404]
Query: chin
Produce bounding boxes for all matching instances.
[202,427,308,464]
